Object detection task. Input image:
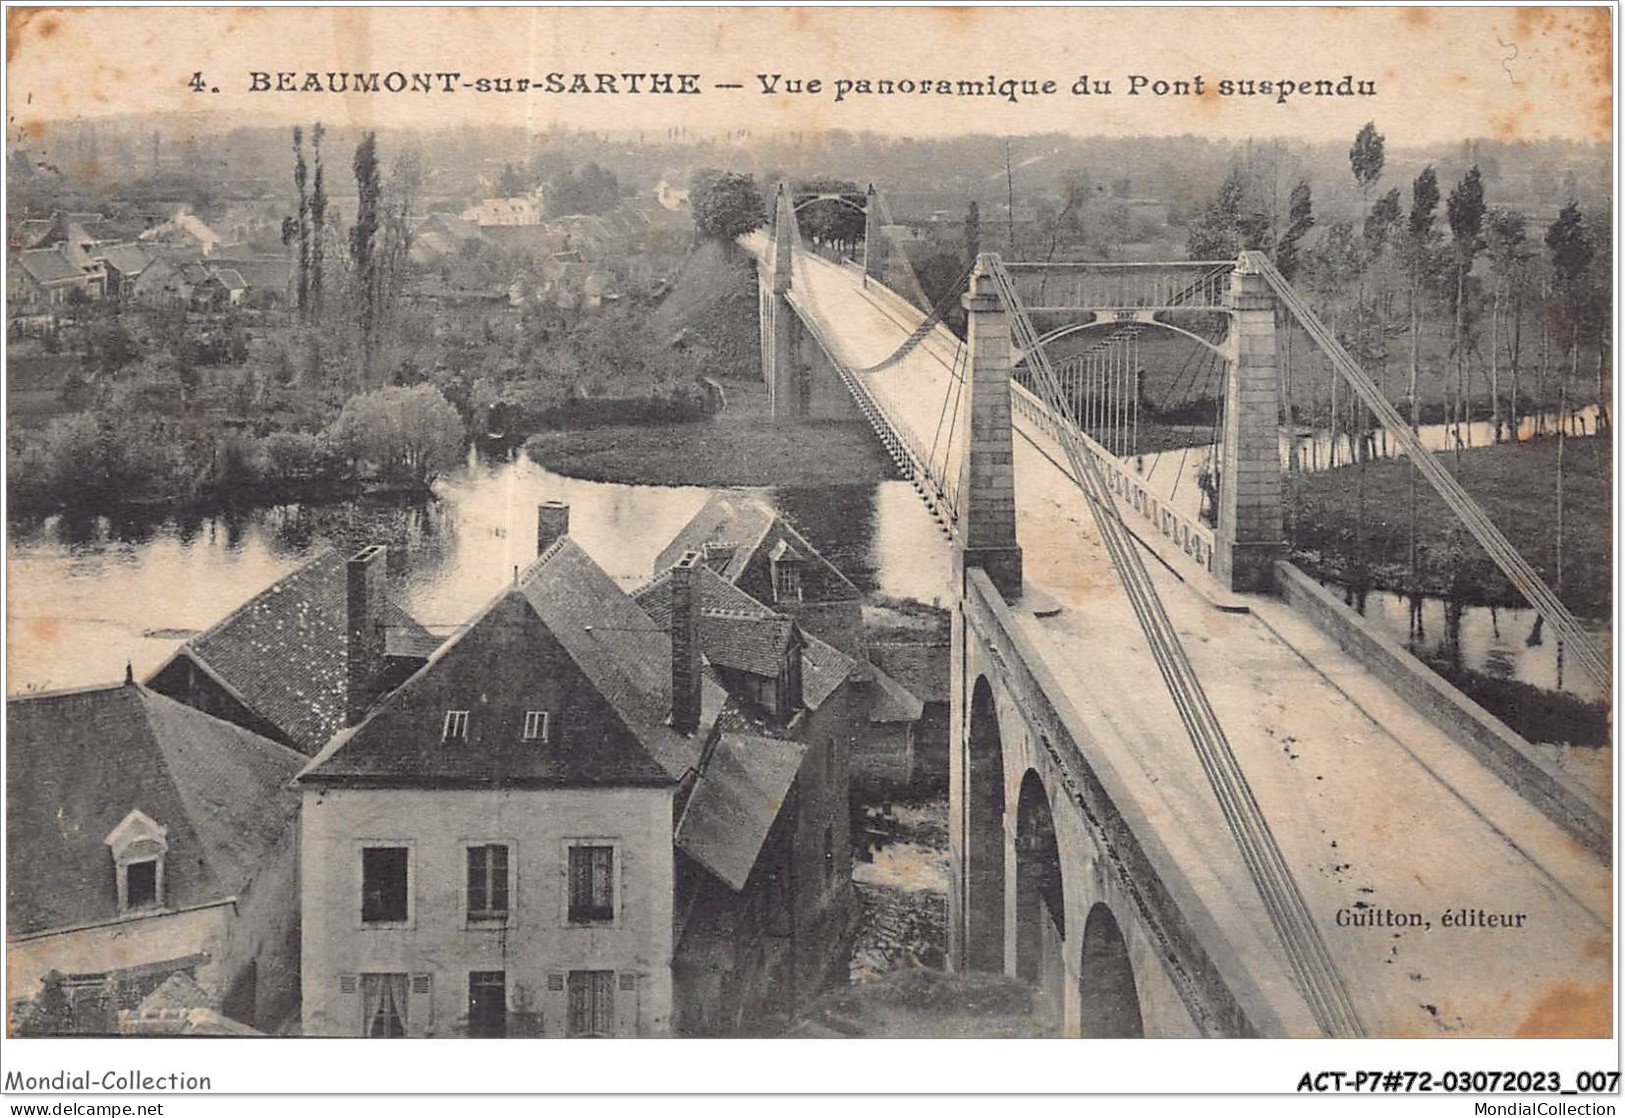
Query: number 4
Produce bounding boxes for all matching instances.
[188,72,207,93]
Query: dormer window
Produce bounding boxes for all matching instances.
[105,809,168,914]
[442,710,470,741]
[769,539,804,604]
[522,710,550,743]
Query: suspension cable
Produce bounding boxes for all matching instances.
[986,256,1367,1039]
[1252,253,1609,688]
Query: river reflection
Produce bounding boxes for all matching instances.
[5,454,955,695]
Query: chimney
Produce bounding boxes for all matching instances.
[537,501,570,556]
[669,551,702,735]
[346,545,389,726]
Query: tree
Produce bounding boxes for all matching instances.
[1445,165,1486,459]
[292,126,310,316]
[691,170,767,242]
[350,132,382,375]
[1349,122,1386,203]
[1273,180,1315,280]
[1398,165,1442,611]
[1485,208,1532,440]
[1545,200,1595,602]
[310,122,329,317]
[796,179,866,256]
[333,383,464,487]
[380,144,424,337]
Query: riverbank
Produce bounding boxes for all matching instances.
[1288,434,1611,620]
[523,376,898,487]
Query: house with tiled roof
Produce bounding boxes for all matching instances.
[633,553,860,1035]
[146,546,440,756]
[296,503,854,1037]
[656,492,931,792]
[6,679,305,1035]
[93,242,156,301]
[11,245,103,306]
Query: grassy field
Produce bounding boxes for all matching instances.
[1289,434,1612,619]
[523,376,898,487]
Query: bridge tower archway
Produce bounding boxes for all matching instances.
[1014,769,1066,1030]
[1077,902,1144,1038]
[963,676,1006,972]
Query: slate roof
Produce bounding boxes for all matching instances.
[96,242,155,275]
[675,732,807,891]
[655,494,777,583]
[633,564,855,712]
[17,247,84,285]
[299,539,703,787]
[148,549,438,755]
[6,684,304,938]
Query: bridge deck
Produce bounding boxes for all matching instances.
[768,241,1610,1038]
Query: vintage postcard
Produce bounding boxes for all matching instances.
[1,1,1616,1100]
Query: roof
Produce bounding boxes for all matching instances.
[6,684,304,938]
[867,665,926,724]
[699,611,796,677]
[17,247,85,285]
[210,268,248,291]
[869,642,950,703]
[656,493,777,582]
[149,549,438,755]
[96,242,154,275]
[299,539,702,787]
[675,732,807,890]
[633,564,855,711]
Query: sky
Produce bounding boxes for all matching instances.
[5,6,1614,147]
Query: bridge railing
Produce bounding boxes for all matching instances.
[1003,261,1235,313]
[1012,380,1216,573]
[785,286,961,527]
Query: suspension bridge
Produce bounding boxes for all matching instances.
[746,182,1610,1038]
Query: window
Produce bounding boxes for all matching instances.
[823,825,835,882]
[825,739,837,785]
[362,847,409,924]
[773,561,802,603]
[468,971,507,1038]
[521,710,550,742]
[567,845,615,923]
[126,860,159,908]
[442,710,469,741]
[566,971,615,1037]
[361,973,408,1037]
[105,809,168,914]
[466,844,510,920]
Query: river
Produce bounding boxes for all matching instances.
[6,447,1602,733]
[5,451,950,696]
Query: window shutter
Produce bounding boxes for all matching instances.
[618,973,637,992]
[339,974,358,995]
[409,972,432,1035]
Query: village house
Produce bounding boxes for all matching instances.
[10,244,103,306]
[297,504,855,1037]
[656,494,929,792]
[146,546,441,757]
[190,267,249,312]
[94,242,157,302]
[632,553,858,1034]
[461,190,545,228]
[138,208,223,256]
[6,677,305,1036]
